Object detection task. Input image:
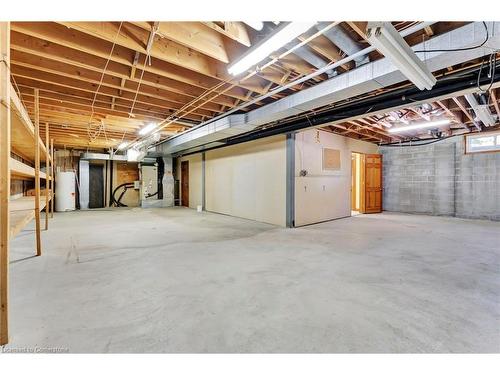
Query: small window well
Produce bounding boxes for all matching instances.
[465,131,500,154]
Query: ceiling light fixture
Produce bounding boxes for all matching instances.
[228,22,316,76]
[138,123,157,135]
[366,22,436,91]
[244,21,264,31]
[388,119,451,133]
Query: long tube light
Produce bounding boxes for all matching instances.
[367,22,436,91]
[228,22,316,76]
[117,141,129,150]
[388,119,451,133]
[138,122,157,135]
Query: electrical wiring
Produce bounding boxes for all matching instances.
[87,22,123,143]
[414,22,490,53]
[476,51,498,92]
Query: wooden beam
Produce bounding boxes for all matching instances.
[34,88,41,256]
[10,29,251,102]
[153,22,230,63]
[54,22,268,94]
[0,21,11,346]
[347,22,368,41]
[44,122,49,230]
[50,139,54,218]
[452,97,475,123]
[436,100,467,129]
[203,22,251,47]
[490,89,500,119]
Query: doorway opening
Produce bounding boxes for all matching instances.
[351,152,383,215]
[181,160,189,207]
[351,152,363,216]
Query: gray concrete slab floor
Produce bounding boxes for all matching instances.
[3,208,500,353]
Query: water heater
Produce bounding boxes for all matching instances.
[55,171,76,212]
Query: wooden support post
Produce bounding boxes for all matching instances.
[34,89,41,256]
[50,139,54,218]
[0,21,11,346]
[44,123,49,230]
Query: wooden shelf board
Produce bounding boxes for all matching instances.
[9,195,52,239]
[10,85,51,163]
[10,157,48,180]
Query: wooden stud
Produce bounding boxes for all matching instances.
[490,89,500,119]
[44,122,49,230]
[50,138,54,218]
[0,21,11,346]
[34,88,41,256]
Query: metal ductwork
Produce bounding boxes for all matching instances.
[284,42,336,77]
[155,22,500,156]
[315,22,369,67]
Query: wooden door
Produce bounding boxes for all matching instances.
[181,161,189,207]
[363,154,382,213]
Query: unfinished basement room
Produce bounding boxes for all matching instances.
[1,4,500,369]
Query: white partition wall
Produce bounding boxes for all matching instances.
[294,129,378,226]
[205,135,287,226]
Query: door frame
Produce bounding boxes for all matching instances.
[181,160,189,207]
[351,152,381,214]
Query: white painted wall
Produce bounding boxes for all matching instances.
[294,129,378,226]
[177,153,203,209]
[205,135,287,226]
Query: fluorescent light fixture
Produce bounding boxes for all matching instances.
[244,21,264,31]
[117,141,129,150]
[388,119,451,133]
[139,122,157,135]
[228,22,316,76]
[464,94,497,127]
[366,22,436,91]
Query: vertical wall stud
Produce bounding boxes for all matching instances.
[0,21,11,345]
[34,89,41,256]
[201,152,206,211]
[286,132,296,228]
[44,123,49,230]
[50,139,54,218]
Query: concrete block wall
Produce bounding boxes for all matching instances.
[381,137,500,221]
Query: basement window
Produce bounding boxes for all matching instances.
[465,131,500,154]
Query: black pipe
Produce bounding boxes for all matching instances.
[111,182,134,207]
[108,160,113,207]
[175,63,500,157]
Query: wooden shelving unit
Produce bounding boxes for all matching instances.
[9,87,54,243]
[10,195,51,239]
[1,22,55,345]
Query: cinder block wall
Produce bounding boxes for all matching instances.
[380,137,500,220]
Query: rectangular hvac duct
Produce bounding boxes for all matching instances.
[155,22,500,156]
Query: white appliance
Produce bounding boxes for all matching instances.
[55,171,76,212]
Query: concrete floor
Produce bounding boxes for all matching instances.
[4,208,500,353]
